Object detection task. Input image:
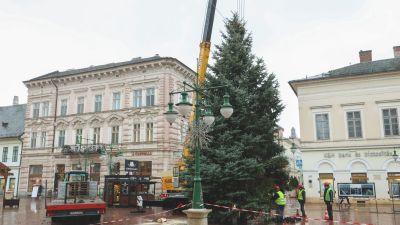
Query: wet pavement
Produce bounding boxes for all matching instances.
[0,198,187,225]
[0,197,399,225]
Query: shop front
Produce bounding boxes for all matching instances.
[103,175,157,207]
[303,149,400,201]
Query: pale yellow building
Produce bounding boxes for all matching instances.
[290,46,400,202]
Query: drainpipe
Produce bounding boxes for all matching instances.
[50,79,58,153]
[16,134,24,197]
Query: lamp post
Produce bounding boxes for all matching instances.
[100,144,123,175]
[164,81,233,210]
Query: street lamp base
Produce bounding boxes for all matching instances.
[183,208,212,225]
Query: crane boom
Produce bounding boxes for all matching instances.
[197,0,217,85]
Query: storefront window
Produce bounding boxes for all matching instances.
[388,173,400,197]
[319,173,334,197]
[351,173,368,183]
[28,165,43,192]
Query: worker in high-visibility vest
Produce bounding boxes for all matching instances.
[323,182,333,220]
[272,185,286,222]
[297,184,306,218]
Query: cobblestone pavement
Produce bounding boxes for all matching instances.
[0,197,399,225]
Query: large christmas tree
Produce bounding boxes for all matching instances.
[182,14,289,223]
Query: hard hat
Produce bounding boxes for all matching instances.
[324,182,330,186]
[298,184,304,188]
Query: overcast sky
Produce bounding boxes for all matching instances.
[1,0,400,137]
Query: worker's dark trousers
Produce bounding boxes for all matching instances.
[325,202,333,220]
[298,200,306,217]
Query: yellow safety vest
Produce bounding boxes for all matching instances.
[324,187,332,201]
[297,189,304,201]
[275,191,286,206]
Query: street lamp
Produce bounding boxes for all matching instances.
[393,148,399,162]
[164,81,233,209]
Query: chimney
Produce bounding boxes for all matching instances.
[393,46,400,58]
[13,96,19,105]
[359,50,372,63]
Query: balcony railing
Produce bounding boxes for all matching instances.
[61,144,104,155]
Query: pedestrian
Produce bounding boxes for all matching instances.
[323,182,333,221]
[137,195,144,212]
[297,184,306,218]
[272,185,286,222]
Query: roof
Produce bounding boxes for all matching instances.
[0,104,26,138]
[289,57,400,94]
[25,55,195,82]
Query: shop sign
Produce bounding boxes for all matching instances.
[125,160,139,171]
[134,151,152,156]
[324,150,393,159]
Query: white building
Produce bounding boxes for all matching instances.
[0,97,25,197]
[19,55,195,196]
[289,47,400,202]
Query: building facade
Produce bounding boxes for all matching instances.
[290,46,400,202]
[0,97,26,197]
[19,55,195,196]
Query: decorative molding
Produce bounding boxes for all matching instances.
[58,90,72,95]
[375,99,400,104]
[73,88,88,93]
[70,117,86,128]
[340,102,365,107]
[90,85,106,91]
[310,105,332,110]
[88,115,105,126]
[108,83,125,89]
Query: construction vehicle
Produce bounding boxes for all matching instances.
[45,170,106,221]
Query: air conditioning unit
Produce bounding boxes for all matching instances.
[173,177,179,188]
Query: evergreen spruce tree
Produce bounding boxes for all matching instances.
[182,14,288,224]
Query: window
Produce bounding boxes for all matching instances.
[12,146,18,162]
[28,165,43,192]
[60,99,68,116]
[347,111,362,138]
[32,103,40,119]
[112,92,121,110]
[133,90,142,107]
[77,97,84,114]
[31,132,37,148]
[383,108,399,136]
[41,101,49,117]
[90,163,101,182]
[8,178,15,192]
[351,173,368,183]
[146,122,153,142]
[58,130,65,147]
[40,132,46,148]
[94,95,102,112]
[93,127,100,144]
[76,129,83,144]
[133,124,140,142]
[315,113,330,140]
[111,126,119,144]
[146,88,155,106]
[2,147,8,162]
